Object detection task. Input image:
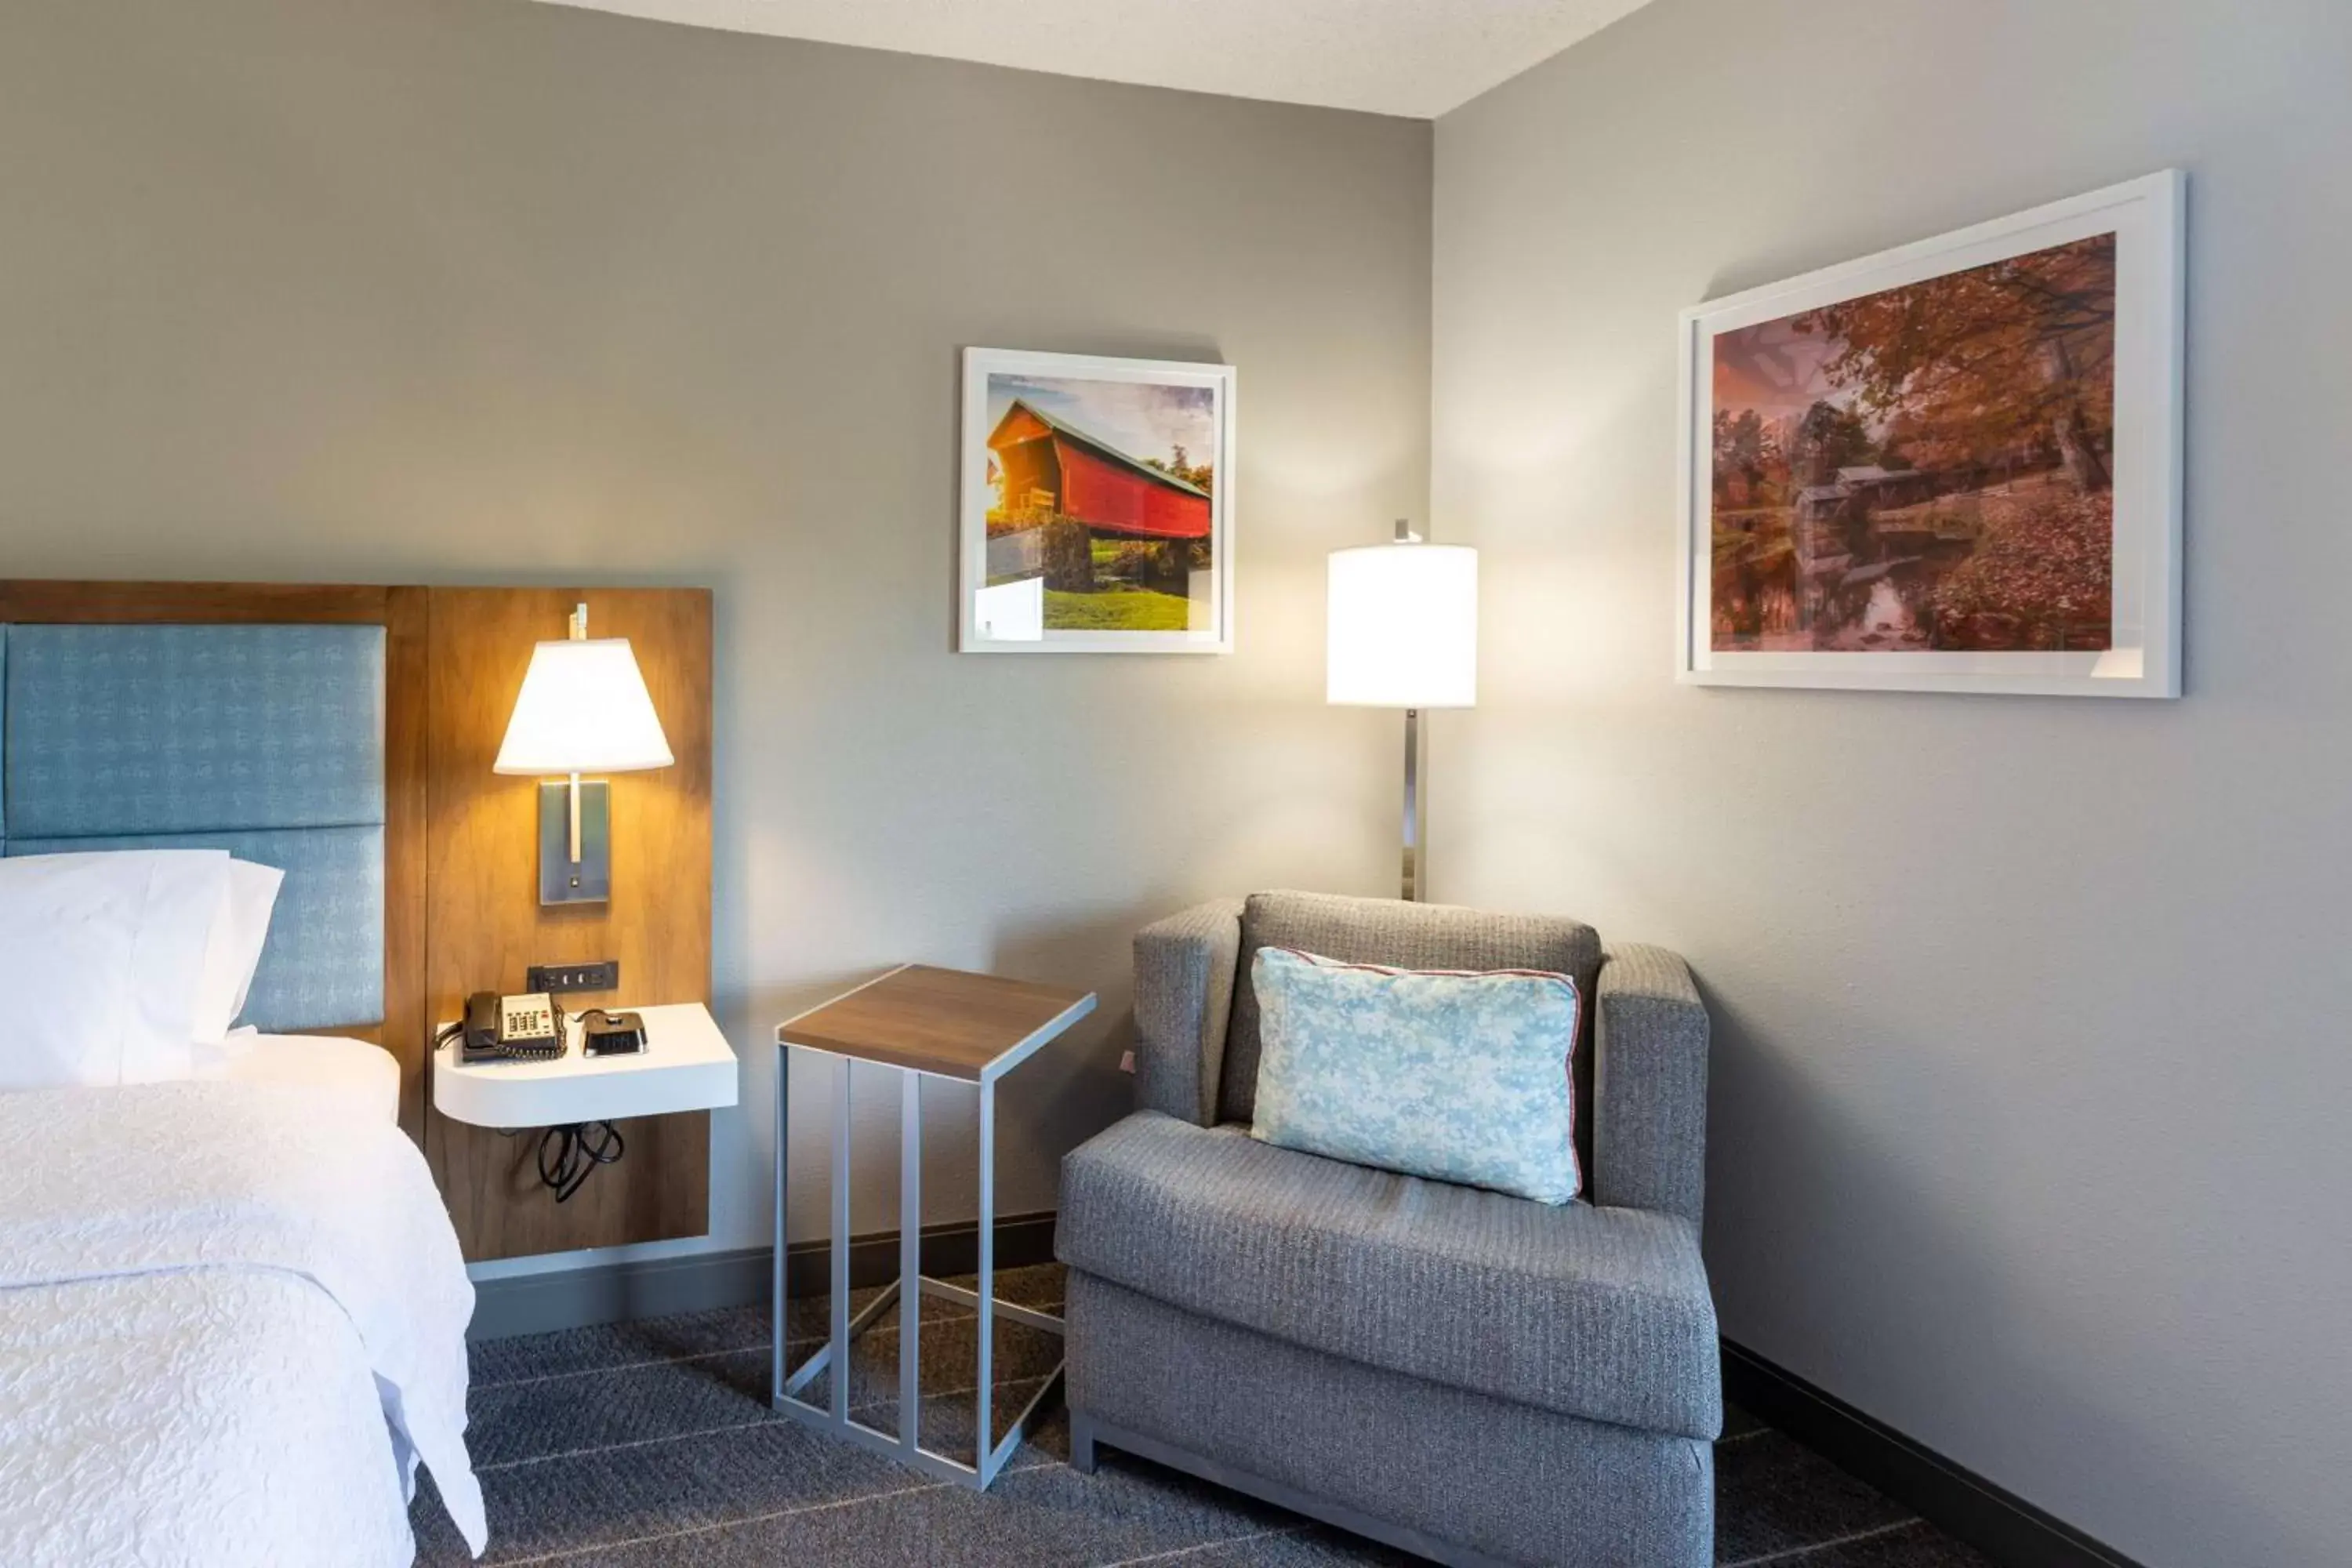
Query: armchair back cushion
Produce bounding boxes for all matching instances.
[1222,893,1602,1150]
[1250,947,1582,1203]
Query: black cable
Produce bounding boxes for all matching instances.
[451,1001,621,1200]
[535,1120,626,1203]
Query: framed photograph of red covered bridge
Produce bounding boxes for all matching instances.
[960,347,1236,654]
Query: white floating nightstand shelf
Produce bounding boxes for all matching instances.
[433,1002,739,1129]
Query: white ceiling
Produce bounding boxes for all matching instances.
[528,0,1657,118]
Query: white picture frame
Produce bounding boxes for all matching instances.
[959,347,1237,655]
[1676,170,2185,697]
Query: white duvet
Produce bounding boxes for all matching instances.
[0,1080,487,1566]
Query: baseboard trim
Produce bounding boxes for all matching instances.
[1720,1340,2144,1568]
[468,1211,1058,1340]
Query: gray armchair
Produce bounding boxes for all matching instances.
[1056,891,1718,1568]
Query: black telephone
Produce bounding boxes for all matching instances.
[459,991,567,1063]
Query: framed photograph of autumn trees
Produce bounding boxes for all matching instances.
[960,347,1236,654]
[1678,171,2184,696]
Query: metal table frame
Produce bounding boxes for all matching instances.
[769,977,1095,1490]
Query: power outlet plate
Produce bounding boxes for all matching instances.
[528,960,621,996]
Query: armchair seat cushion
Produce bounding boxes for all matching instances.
[1058,1110,1721,1440]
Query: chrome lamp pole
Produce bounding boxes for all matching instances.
[1402,702,1425,903]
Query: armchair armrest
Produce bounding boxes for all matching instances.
[1131,898,1244,1127]
[1592,944,1710,1225]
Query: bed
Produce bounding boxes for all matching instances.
[198,1031,405,1123]
[0,614,485,1566]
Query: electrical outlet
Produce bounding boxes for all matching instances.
[528,960,620,995]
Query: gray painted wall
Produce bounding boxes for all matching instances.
[1432,2,2350,1563]
[0,0,1432,1275]
[13,2,2338,1556]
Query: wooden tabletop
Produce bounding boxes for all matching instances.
[775,964,1097,1082]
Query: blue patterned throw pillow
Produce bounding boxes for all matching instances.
[1248,946,1581,1204]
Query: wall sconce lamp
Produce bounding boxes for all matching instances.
[1327,521,1479,902]
[494,602,674,905]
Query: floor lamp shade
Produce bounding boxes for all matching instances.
[1327,543,1479,709]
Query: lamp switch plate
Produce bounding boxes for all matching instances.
[528,960,620,995]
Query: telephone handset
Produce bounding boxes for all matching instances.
[460,991,567,1063]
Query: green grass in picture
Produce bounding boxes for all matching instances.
[1045,588,1192,631]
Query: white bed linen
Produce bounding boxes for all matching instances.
[0,1080,487,1566]
[195,1032,402,1126]
[0,1271,413,1566]
[0,850,231,1090]
[190,858,285,1044]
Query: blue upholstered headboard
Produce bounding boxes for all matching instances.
[0,623,388,1032]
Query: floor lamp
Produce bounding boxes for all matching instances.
[1327,521,1479,902]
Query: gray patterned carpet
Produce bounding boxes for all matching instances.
[412,1265,1991,1567]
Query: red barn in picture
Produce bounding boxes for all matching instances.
[987,399,1211,541]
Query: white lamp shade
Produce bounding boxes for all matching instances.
[493,637,675,775]
[1327,543,1478,709]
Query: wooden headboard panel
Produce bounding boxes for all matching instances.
[0,581,714,1262]
[422,588,713,1261]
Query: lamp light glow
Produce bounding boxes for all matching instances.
[495,604,673,905]
[494,638,674,776]
[1326,543,1479,710]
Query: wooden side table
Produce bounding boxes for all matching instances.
[771,964,1096,1490]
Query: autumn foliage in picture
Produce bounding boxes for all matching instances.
[1709,234,2118,653]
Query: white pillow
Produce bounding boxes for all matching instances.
[191,858,286,1045]
[0,850,234,1090]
